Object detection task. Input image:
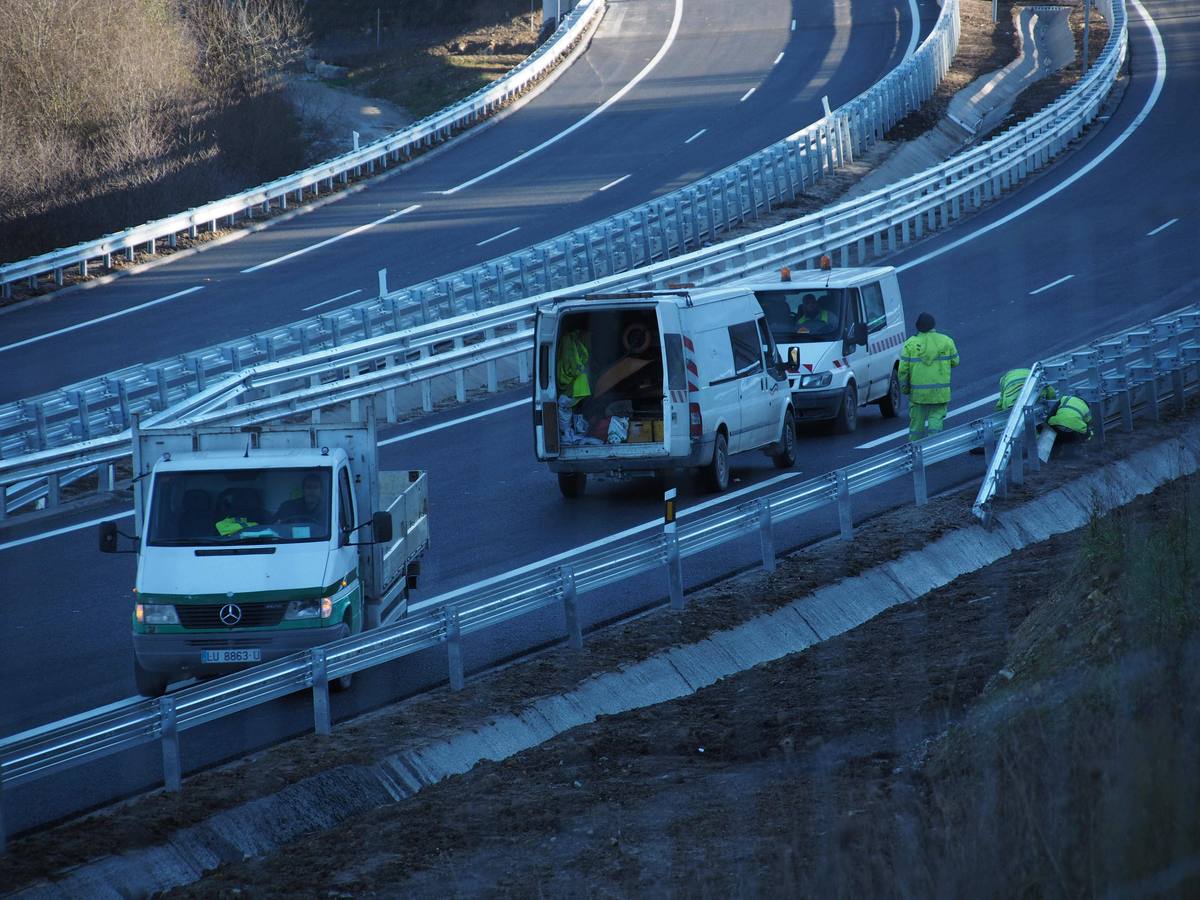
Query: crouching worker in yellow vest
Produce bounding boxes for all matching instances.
[996,367,1056,412]
[1047,395,1093,442]
[557,329,592,406]
[899,312,960,441]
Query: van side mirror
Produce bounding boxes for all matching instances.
[371,511,393,544]
[851,323,868,346]
[99,521,119,553]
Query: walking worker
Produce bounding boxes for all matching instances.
[996,367,1055,412]
[899,312,959,441]
[1047,395,1093,441]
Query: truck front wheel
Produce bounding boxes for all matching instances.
[134,659,169,698]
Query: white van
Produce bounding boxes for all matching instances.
[533,288,796,496]
[750,265,906,432]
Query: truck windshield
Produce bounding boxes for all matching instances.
[755,289,845,344]
[147,467,332,546]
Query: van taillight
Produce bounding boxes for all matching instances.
[689,403,702,439]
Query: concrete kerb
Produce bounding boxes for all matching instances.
[17,421,1200,899]
[0,4,606,317]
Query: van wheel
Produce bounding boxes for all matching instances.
[878,367,901,418]
[134,659,169,698]
[706,431,730,492]
[558,472,587,498]
[772,410,797,468]
[832,383,858,434]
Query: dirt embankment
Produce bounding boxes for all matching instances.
[155,429,1199,898]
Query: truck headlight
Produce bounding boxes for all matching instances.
[137,603,179,625]
[285,597,333,620]
[799,372,833,388]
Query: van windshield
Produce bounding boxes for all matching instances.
[147,467,332,546]
[755,289,845,344]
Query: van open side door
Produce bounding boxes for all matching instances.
[533,306,560,458]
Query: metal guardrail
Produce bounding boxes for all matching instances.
[7,296,1198,852]
[0,0,1130,516]
[975,304,1200,522]
[0,0,966,508]
[0,0,604,299]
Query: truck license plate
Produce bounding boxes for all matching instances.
[201,648,262,664]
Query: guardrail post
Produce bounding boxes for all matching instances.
[311,648,332,736]
[446,606,465,691]
[757,498,776,573]
[664,488,684,610]
[155,367,171,411]
[911,443,928,506]
[836,470,854,539]
[561,565,583,650]
[69,391,91,441]
[485,328,498,392]
[159,696,182,793]
[454,337,466,402]
[1024,409,1041,473]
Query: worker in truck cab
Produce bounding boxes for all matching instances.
[795,293,832,334]
[274,473,325,523]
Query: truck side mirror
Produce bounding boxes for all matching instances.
[371,511,393,544]
[99,521,119,553]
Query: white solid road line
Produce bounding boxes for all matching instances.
[684,128,707,144]
[897,0,1165,275]
[854,393,1002,450]
[740,87,757,103]
[0,286,205,355]
[441,0,686,195]
[903,0,920,60]
[477,226,522,247]
[240,204,421,274]
[380,398,529,445]
[1029,274,1075,295]
[302,289,362,312]
[1147,217,1179,236]
[0,510,134,554]
[599,174,632,192]
[412,467,809,614]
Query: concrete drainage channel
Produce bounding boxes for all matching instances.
[10,415,1200,898]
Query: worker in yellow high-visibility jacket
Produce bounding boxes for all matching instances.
[898,312,959,441]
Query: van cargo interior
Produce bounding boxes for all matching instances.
[557,308,665,450]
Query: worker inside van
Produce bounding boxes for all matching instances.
[795,293,837,335]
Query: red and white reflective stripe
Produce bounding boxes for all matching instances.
[682,334,700,394]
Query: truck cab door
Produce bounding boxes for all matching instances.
[334,466,361,631]
[533,306,560,458]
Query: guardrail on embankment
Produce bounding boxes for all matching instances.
[0,1,604,301]
[0,0,966,513]
[4,291,1197,854]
